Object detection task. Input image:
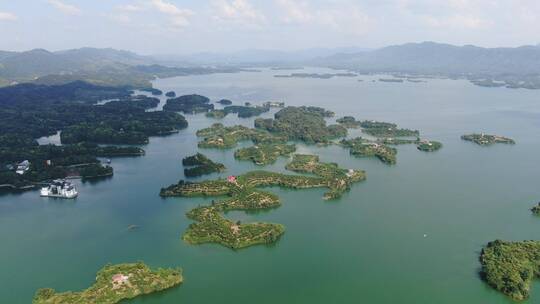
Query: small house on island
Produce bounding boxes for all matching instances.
[16,160,30,175]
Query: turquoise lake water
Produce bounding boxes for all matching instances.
[1,68,540,303]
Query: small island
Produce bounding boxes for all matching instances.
[160,154,365,249]
[379,78,404,83]
[165,91,176,97]
[360,120,419,138]
[182,153,226,177]
[234,143,296,165]
[531,202,540,215]
[33,262,182,304]
[217,99,233,105]
[341,137,397,164]
[416,140,442,152]
[163,94,214,114]
[461,134,515,146]
[480,240,540,301]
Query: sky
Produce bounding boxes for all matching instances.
[1,0,539,54]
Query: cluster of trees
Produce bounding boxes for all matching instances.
[255,106,346,144]
[223,105,269,118]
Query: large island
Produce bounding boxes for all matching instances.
[160,154,365,249]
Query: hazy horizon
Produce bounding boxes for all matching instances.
[2,0,540,55]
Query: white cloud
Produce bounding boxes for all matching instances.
[116,4,143,12]
[275,0,371,35]
[149,0,194,27]
[212,0,266,24]
[0,11,17,21]
[275,0,312,24]
[47,0,82,15]
[424,14,492,29]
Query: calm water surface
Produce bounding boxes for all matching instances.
[2,68,540,303]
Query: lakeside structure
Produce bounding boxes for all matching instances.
[40,180,78,199]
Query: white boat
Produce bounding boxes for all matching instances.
[40,179,78,199]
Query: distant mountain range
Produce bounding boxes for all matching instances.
[314,42,540,76]
[2,42,540,88]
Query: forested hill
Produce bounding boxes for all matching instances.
[315,42,540,76]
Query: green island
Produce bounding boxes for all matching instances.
[416,140,443,152]
[377,138,419,145]
[139,88,163,96]
[165,91,176,97]
[197,123,286,149]
[254,106,345,144]
[340,137,397,164]
[360,120,419,138]
[461,134,515,146]
[163,94,214,114]
[33,262,182,304]
[531,202,540,215]
[336,116,362,128]
[480,240,540,301]
[160,154,365,249]
[234,143,296,165]
[182,153,226,177]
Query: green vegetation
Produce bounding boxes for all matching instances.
[417,140,443,152]
[461,134,515,146]
[33,262,182,304]
[234,143,296,165]
[197,123,286,149]
[182,153,226,177]
[254,106,345,144]
[205,110,228,119]
[360,120,419,138]
[531,202,540,215]
[378,138,419,145]
[341,137,397,164]
[163,94,214,114]
[223,105,270,118]
[160,154,365,249]
[0,81,187,146]
[336,116,362,128]
[480,240,540,301]
[0,143,143,189]
[165,91,176,97]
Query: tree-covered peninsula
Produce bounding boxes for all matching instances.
[254,106,345,144]
[461,134,515,146]
[182,153,226,177]
[160,154,365,249]
[234,143,296,165]
[33,262,182,304]
[480,240,540,301]
[0,143,143,190]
